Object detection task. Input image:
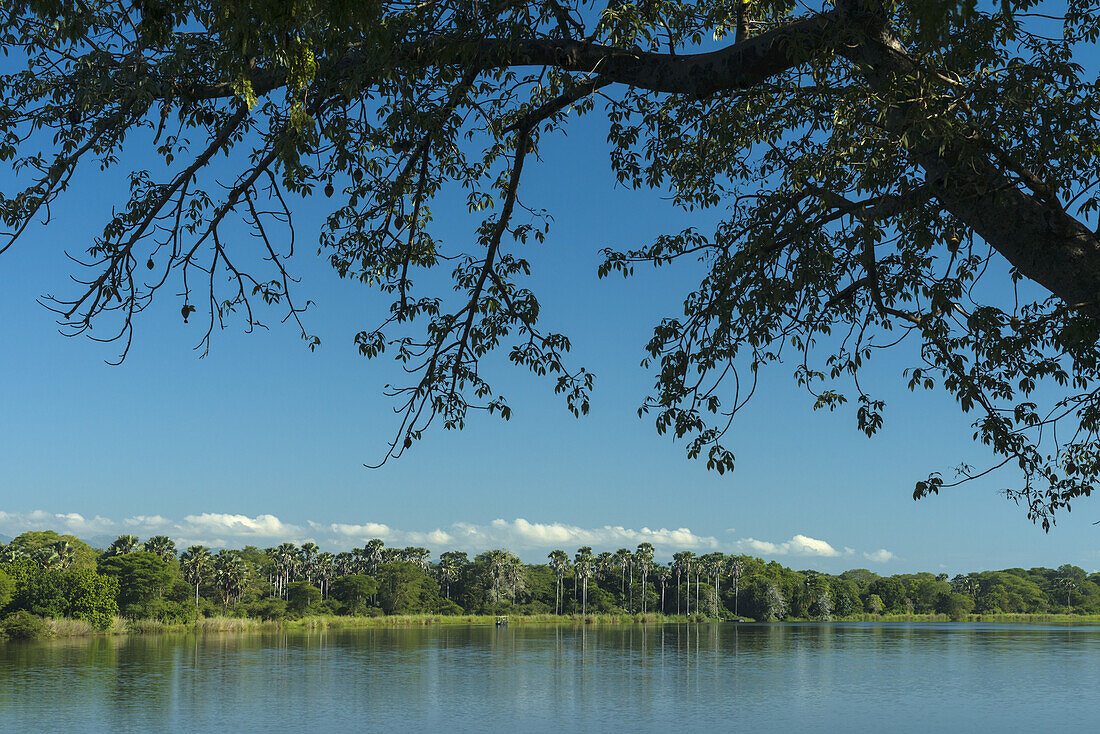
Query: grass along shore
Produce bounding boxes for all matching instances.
[31,612,694,638]
[11,611,1098,639]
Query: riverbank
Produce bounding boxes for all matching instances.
[7,611,1100,640]
[31,612,695,638]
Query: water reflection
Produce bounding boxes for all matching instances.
[2,623,1099,732]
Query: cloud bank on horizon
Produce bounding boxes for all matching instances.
[0,510,894,564]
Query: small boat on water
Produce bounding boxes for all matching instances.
[495,616,508,627]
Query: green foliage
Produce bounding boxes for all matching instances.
[331,574,378,615]
[242,598,289,621]
[935,592,974,621]
[3,563,119,628]
[5,530,1100,626]
[6,1,1100,524]
[0,568,13,611]
[98,551,174,618]
[7,531,97,570]
[0,611,49,640]
[286,581,322,616]
[59,569,120,629]
[377,562,438,615]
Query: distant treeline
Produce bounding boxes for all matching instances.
[1,530,1098,636]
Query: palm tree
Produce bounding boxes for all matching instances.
[635,543,655,614]
[300,542,319,583]
[315,552,335,598]
[364,539,385,574]
[480,549,522,607]
[180,545,212,607]
[613,548,631,602]
[574,547,594,616]
[438,551,468,600]
[728,559,745,618]
[104,534,139,557]
[672,551,694,615]
[142,535,177,561]
[1057,571,1081,611]
[547,550,570,615]
[701,553,724,616]
[335,551,355,576]
[402,547,432,571]
[658,566,672,614]
[269,543,299,597]
[505,555,525,602]
[213,551,248,608]
[596,551,614,586]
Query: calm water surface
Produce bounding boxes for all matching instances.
[1,622,1098,732]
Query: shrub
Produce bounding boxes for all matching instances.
[433,598,464,615]
[0,568,13,611]
[1,611,49,640]
[286,582,322,616]
[242,598,288,621]
[98,552,173,618]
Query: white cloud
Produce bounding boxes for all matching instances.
[124,515,170,529]
[737,534,841,557]
[444,518,722,552]
[328,522,394,540]
[180,513,302,539]
[0,510,116,536]
[863,549,896,563]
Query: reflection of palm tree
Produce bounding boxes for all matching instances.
[548,551,570,614]
[180,545,211,607]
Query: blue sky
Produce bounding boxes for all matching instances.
[1,59,1098,574]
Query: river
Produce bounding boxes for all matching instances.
[2,622,1098,732]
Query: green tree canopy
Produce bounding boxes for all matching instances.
[98,550,174,617]
[376,561,438,614]
[0,568,13,610]
[331,574,379,614]
[8,531,97,570]
[286,580,322,615]
[4,1,1100,525]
